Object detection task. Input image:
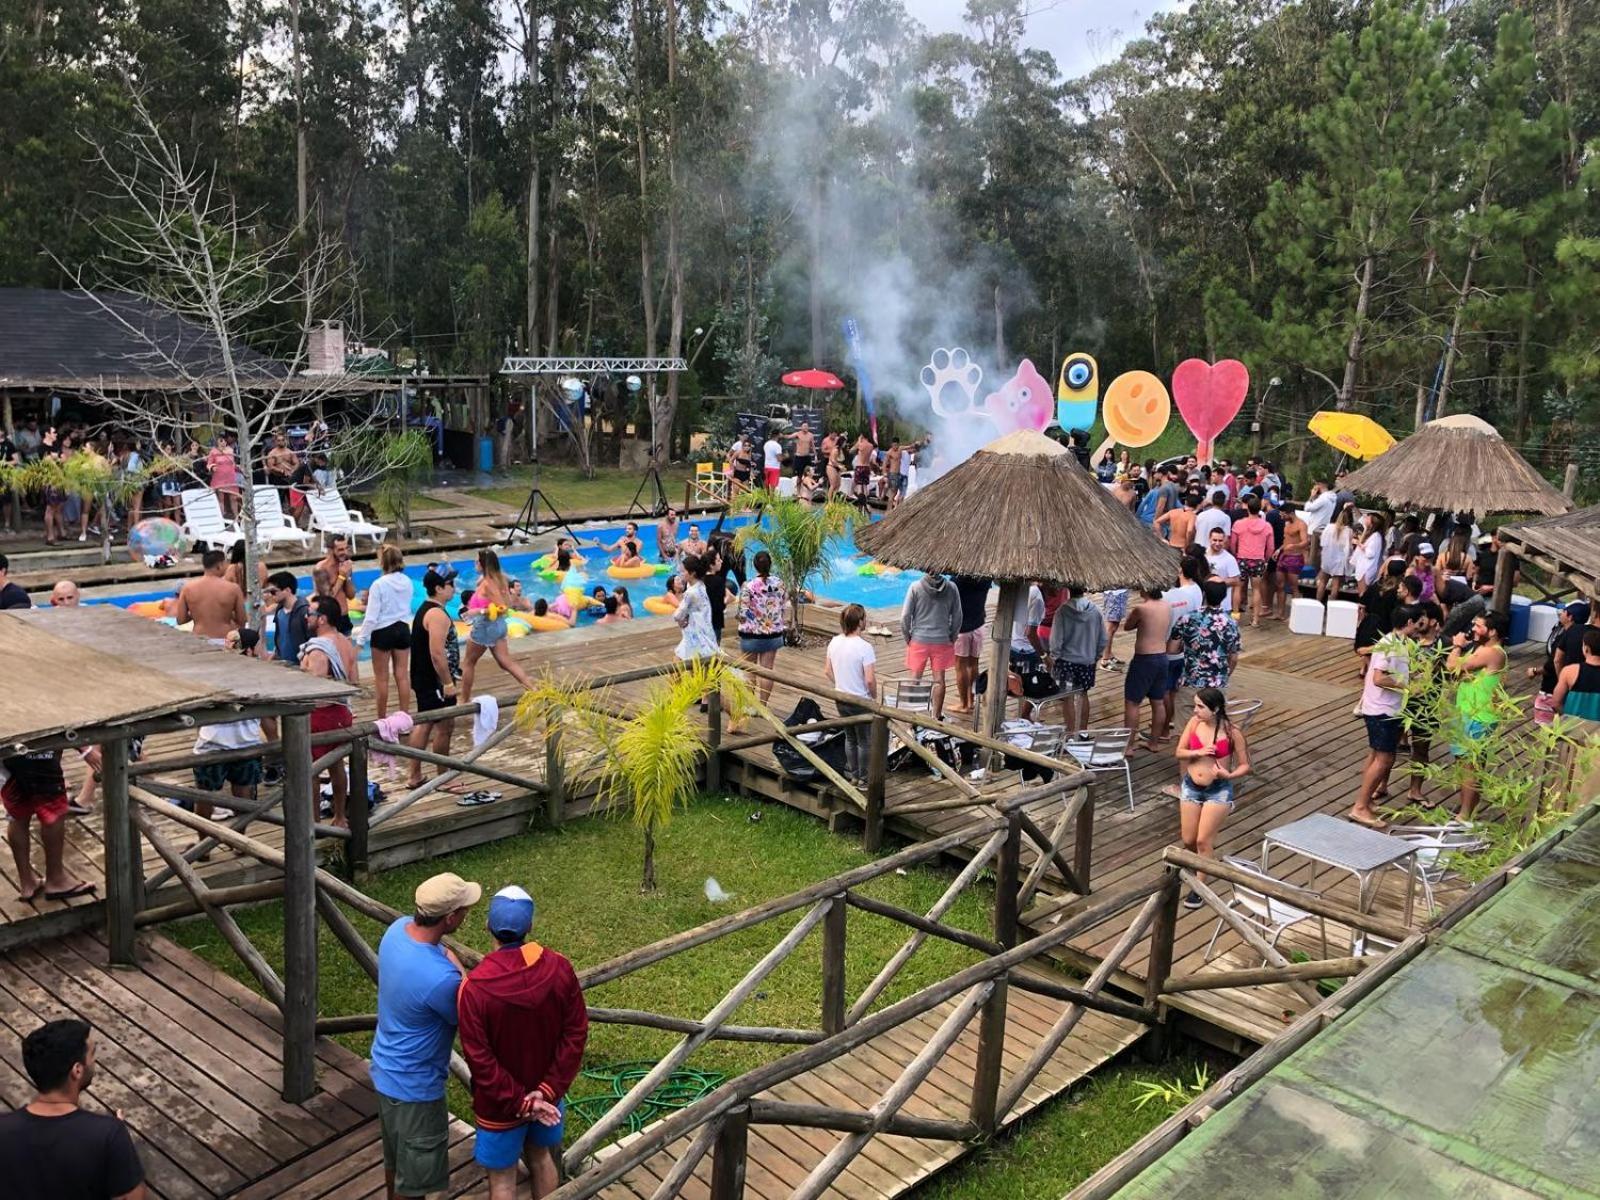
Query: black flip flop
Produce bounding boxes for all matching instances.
[45,882,97,901]
[16,881,43,903]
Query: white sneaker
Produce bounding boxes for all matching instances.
[78,532,87,542]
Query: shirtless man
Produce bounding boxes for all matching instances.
[175,550,247,643]
[884,442,905,509]
[1154,492,1199,551]
[657,508,679,560]
[853,434,875,497]
[48,580,81,607]
[315,535,357,615]
[1121,586,1174,752]
[680,524,708,562]
[792,423,815,483]
[264,432,299,499]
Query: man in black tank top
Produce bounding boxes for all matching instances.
[407,567,461,790]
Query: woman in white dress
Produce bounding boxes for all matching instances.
[675,552,724,715]
[1350,512,1388,594]
[1316,504,1354,602]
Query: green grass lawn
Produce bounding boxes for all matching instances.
[166,794,1209,1185]
[466,465,697,516]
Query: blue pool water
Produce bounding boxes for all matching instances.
[90,513,919,633]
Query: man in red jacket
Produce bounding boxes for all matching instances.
[458,886,588,1199]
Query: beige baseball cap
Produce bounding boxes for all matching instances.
[414,872,483,918]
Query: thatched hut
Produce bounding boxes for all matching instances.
[855,429,1181,735]
[1337,414,1570,519]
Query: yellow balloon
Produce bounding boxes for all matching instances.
[1102,370,1171,448]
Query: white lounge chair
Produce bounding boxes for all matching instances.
[306,487,389,551]
[250,486,314,553]
[179,488,245,553]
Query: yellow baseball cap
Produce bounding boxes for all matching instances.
[414,872,483,918]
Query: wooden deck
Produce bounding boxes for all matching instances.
[4,614,1519,1050]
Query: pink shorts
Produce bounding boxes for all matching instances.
[953,627,987,658]
[906,640,955,674]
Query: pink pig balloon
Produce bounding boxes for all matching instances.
[1172,358,1249,465]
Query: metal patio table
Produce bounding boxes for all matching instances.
[1261,813,1419,937]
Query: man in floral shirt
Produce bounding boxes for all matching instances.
[1169,579,1242,694]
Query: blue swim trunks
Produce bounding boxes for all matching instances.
[474,1101,566,1169]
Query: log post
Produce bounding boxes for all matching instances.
[346,737,369,880]
[970,812,1020,1133]
[983,581,1020,739]
[1490,547,1518,616]
[706,692,723,793]
[1564,462,1579,499]
[1073,784,1095,895]
[863,714,889,852]
[709,1106,749,1200]
[101,738,138,965]
[280,712,318,1102]
[545,720,566,826]
[1143,868,1181,1011]
[821,894,847,1036]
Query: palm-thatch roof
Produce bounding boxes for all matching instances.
[1337,414,1570,518]
[854,429,1181,589]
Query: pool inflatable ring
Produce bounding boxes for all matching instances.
[643,595,677,616]
[526,613,573,632]
[128,599,170,619]
[607,563,657,579]
[454,620,473,640]
[504,614,532,637]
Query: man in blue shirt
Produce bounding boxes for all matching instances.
[373,872,482,1199]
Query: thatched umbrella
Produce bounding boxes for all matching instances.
[1337,414,1571,518]
[856,429,1182,736]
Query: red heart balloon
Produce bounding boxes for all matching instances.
[1172,359,1249,463]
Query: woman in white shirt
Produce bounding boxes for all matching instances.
[1351,512,1388,594]
[355,544,416,717]
[1316,504,1355,602]
[824,603,877,785]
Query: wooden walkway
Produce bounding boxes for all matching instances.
[4,615,1517,1049]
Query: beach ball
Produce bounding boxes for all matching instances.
[127,518,187,563]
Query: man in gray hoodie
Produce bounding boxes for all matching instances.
[901,572,963,720]
[1048,586,1108,733]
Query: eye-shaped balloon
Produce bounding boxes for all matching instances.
[1101,370,1171,448]
[1056,352,1099,431]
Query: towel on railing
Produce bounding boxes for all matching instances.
[473,696,499,748]
[370,710,414,773]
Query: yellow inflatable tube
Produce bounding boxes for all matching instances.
[643,594,677,616]
[607,562,657,579]
[128,599,170,619]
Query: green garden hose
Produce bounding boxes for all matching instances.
[567,1062,727,1136]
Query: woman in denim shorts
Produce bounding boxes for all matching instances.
[1173,687,1253,908]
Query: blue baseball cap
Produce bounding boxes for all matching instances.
[487,885,536,941]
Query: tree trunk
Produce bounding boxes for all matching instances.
[656,0,683,471]
[642,819,657,893]
[993,283,1007,372]
[1338,252,1375,412]
[809,171,824,366]
[1431,240,1478,420]
[1513,260,1535,442]
[633,0,657,359]
[524,0,540,353]
[290,0,307,233]
[544,18,564,355]
[1411,247,1439,428]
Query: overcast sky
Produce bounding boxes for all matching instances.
[914,0,1184,80]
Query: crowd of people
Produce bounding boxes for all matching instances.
[0,418,344,544]
[719,421,936,510]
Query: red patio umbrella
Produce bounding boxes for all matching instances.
[781,368,846,390]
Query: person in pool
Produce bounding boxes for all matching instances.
[604,522,640,555]
[506,579,535,612]
[680,524,708,562]
[532,598,571,628]
[612,538,644,569]
[613,587,634,619]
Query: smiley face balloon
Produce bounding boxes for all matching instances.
[1056,352,1099,432]
[1101,370,1171,448]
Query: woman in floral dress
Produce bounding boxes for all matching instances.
[736,550,789,705]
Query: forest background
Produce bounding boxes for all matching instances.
[6,0,1600,486]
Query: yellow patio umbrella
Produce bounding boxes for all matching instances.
[1308,410,1396,460]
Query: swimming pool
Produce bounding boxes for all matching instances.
[89,512,919,635]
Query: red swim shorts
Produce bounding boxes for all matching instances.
[309,704,354,760]
[1,778,69,826]
[906,640,955,674]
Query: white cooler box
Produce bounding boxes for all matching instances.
[1324,599,1360,639]
[1289,597,1325,636]
[1527,603,1560,647]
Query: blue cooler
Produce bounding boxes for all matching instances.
[1508,595,1532,646]
[478,436,495,472]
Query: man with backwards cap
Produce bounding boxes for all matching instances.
[458,885,587,1200]
[372,872,482,1200]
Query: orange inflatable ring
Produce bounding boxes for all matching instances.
[128,599,170,619]
[607,563,657,579]
[524,613,572,632]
